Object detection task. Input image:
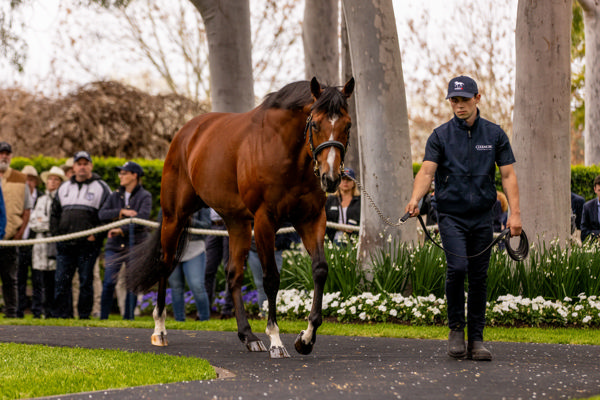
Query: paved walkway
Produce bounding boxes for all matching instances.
[1,325,599,399]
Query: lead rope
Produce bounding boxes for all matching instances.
[346,175,529,261]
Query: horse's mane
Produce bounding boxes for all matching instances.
[260,81,348,117]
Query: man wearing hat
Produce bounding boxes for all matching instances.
[405,76,522,361]
[16,165,43,318]
[0,142,33,318]
[28,166,66,318]
[98,161,151,320]
[50,151,111,319]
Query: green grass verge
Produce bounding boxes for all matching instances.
[0,342,215,400]
[3,314,600,345]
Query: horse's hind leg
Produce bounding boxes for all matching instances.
[254,211,290,358]
[226,219,267,353]
[293,215,328,355]
[151,277,168,346]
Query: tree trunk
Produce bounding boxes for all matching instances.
[303,0,339,83]
[513,0,572,244]
[342,0,417,262]
[577,0,600,165]
[341,6,360,179]
[189,0,254,112]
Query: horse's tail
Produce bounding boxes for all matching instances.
[126,218,191,293]
[126,220,167,293]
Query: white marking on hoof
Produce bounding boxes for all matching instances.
[151,306,167,346]
[301,321,315,345]
[266,322,289,356]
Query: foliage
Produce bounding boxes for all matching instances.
[10,155,164,219]
[0,342,214,400]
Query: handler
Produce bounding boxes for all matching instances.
[405,76,522,361]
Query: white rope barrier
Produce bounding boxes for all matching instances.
[0,218,360,247]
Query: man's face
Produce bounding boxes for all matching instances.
[26,176,38,192]
[449,94,480,122]
[0,151,12,173]
[595,184,600,200]
[73,159,93,181]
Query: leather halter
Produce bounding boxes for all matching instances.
[303,114,347,177]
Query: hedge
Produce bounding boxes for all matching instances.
[9,156,600,219]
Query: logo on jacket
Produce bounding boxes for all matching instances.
[475,145,493,151]
[86,192,95,201]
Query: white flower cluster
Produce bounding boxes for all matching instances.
[268,290,600,327]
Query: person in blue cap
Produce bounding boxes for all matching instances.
[325,167,361,245]
[405,76,522,361]
[99,161,152,320]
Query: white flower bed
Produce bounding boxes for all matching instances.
[264,290,600,327]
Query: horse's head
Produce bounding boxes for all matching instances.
[305,76,355,193]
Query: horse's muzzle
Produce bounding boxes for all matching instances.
[320,172,341,193]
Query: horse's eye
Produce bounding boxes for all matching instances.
[310,121,319,132]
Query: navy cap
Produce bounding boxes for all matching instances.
[446,76,478,99]
[0,141,12,153]
[342,167,356,180]
[73,151,92,162]
[116,161,144,177]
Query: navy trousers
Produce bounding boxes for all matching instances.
[438,211,493,342]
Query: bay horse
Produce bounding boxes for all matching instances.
[127,77,355,358]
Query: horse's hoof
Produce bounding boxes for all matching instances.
[151,333,168,347]
[294,331,314,355]
[247,340,268,352]
[269,346,291,359]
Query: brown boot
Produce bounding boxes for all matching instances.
[467,341,492,361]
[447,330,466,358]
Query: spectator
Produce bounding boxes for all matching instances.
[405,76,522,361]
[0,184,5,239]
[247,223,299,316]
[325,167,361,244]
[60,158,74,180]
[0,142,33,318]
[167,208,211,321]
[581,175,600,243]
[16,165,42,318]
[204,208,234,318]
[50,151,110,319]
[29,166,66,318]
[571,192,585,234]
[493,191,508,233]
[98,161,151,320]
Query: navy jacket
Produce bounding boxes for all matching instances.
[99,184,152,253]
[424,111,515,216]
[0,184,5,239]
[571,192,585,231]
[325,194,361,242]
[581,198,600,243]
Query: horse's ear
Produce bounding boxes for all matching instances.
[310,77,322,99]
[342,77,355,98]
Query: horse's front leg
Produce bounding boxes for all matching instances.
[293,214,328,355]
[226,220,267,353]
[151,277,168,346]
[254,212,290,358]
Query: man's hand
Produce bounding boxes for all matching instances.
[506,213,522,237]
[120,209,137,218]
[108,228,123,238]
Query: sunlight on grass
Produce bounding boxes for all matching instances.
[0,342,215,400]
